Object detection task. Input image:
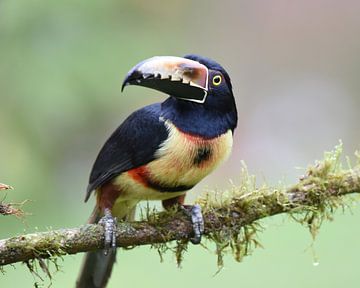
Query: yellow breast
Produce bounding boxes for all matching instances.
[150,120,233,187]
[111,120,233,217]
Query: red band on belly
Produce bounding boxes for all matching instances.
[128,166,150,187]
[127,165,194,192]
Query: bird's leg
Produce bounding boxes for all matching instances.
[180,204,204,244]
[97,183,121,255]
[162,195,204,245]
[98,208,117,255]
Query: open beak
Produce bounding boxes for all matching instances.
[121,56,209,103]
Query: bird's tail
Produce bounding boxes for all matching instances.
[76,207,116,288]
[76,206,137,288]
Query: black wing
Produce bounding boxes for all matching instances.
[85,103,168,201]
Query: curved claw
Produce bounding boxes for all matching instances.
[181,204,205,245]
[98,208,117,255]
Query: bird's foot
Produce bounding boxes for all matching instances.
[181,204,204,244]
[98,208,117,255]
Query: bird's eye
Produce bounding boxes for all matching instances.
[212,75,222,86]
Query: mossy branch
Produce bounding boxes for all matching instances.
[0,183,26,217]
[0,183,13,191]
[0,144,359,267]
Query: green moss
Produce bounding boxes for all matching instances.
[287,142,355,240]
[150,240,188,267]
[138,203,190,266]
[139,142,358,269]
[5,231,69,285]
[174,240,188,267]
[195,142,359,268]
[196,162,279,267]
[2,143,358,277]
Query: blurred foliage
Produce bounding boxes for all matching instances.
[1,0,359,287]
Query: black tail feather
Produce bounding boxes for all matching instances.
[76,208,116,288]
[76,248,117,288]
[76,206,136,288]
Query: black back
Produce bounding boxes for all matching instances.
[86,103,168,201]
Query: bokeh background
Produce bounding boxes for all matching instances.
[1,0,359,287]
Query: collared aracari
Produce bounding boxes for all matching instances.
[76,55,238,288]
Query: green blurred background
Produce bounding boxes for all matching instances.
[1,0,359,287]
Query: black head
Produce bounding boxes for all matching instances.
[122,54,237,135]
[183,54,235,112]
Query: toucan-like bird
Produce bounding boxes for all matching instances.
[76,55,238,288]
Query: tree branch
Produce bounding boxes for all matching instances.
[0,183,26,217]
[0,183,13,191]
[1,145,359,267]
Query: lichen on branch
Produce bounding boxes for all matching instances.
[0,143,359,269]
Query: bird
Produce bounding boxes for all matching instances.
[76,54,238,288]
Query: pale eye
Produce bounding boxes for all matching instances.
[212,75,222,86]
